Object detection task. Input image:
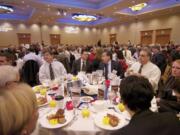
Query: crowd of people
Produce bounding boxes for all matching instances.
[0,42,180,135]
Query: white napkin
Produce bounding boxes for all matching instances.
[82,84,98,95]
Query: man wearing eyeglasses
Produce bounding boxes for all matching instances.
[126,47,161,92]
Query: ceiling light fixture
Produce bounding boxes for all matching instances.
[57,9,67,16]
[129,3,147,11]
[72,13,97,22]
[0,5,14,13]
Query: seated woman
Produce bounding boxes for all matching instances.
[0,69,38,135]
[159,59,180,100]
[116,50,128,73]
[111,76,179,135]
[158,78,180,114]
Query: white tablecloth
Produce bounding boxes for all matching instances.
[32,102,130,135]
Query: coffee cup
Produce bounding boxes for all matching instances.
[55,95,64,109]
[92,100,107,112]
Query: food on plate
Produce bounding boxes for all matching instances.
[102,116,110,125]
[108,114,119,127]
[117,103,125,112]
[40,89,47,96]
[37,97,47,106]
[49,100,57,108]
[47,109,66,125]
[81,108,90,118]
[72,76,78,81]
[102,113,120,127]
[33,85,47,93]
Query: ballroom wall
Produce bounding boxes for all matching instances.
[0,23,100,47]
[100,13,180,45]
[0,12,180,47]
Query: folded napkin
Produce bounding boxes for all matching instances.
[82,84,98,95]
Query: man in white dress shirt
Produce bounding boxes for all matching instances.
[39,49,67,83]
[126,48,161,92]
[123,46,132,61]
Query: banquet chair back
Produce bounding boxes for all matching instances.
[21,60,40,86]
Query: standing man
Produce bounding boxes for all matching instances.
[39,49,67,83]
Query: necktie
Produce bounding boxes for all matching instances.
[138,64,143,74]
[82,61,86,71]
[125,50,127,57]
[105,64,108,80]
[49,63,55,80]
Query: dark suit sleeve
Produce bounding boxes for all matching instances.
[115,61,124,78]
[71,61,77,75]
[86,62,93,73]
[98,62,104,71]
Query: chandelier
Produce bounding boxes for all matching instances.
[129,3,147,11]
[72,13,97,22]
[0,5,14,13]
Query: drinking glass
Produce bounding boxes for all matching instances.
[108,90,116,105]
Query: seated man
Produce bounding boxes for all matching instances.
[122,46,132,61]
[99,50,124,79]
[151,45,167,74]
[39,49,67,83]
[0,51,16,66]
[111,76,180,135]
[71,49,92,75]
[126,48,161,92]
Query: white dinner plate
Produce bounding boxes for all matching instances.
[38,101,49,107]
[39,110,74,129]
[36,94,51,107]
[32,85,42,92]
[80,96,94,103]
[94,110,129,131]
[32,85,49,93]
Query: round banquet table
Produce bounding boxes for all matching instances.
[31,74,157,135]
[31,100,130,135]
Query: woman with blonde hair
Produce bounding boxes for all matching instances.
[0,83,38,135]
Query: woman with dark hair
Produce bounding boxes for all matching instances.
[111,76,179,135]
[117,50,128,72]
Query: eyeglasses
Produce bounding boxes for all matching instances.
[139,54,147,57]
[172,66,180,70]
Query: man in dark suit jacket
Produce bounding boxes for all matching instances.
[151,46,167,74]
[110,76,180,135]
[99,50,124,79]
[111,110,179,135]
[71,50,92,75]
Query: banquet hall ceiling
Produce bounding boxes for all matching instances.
[0,0,180,27]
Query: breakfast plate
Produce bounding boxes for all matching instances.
[94,110,128,130]
[39,109,74,129]
[36,94,52,107]
[37,96,48,107]
[80,96,94,103]
[32,85,48,93]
